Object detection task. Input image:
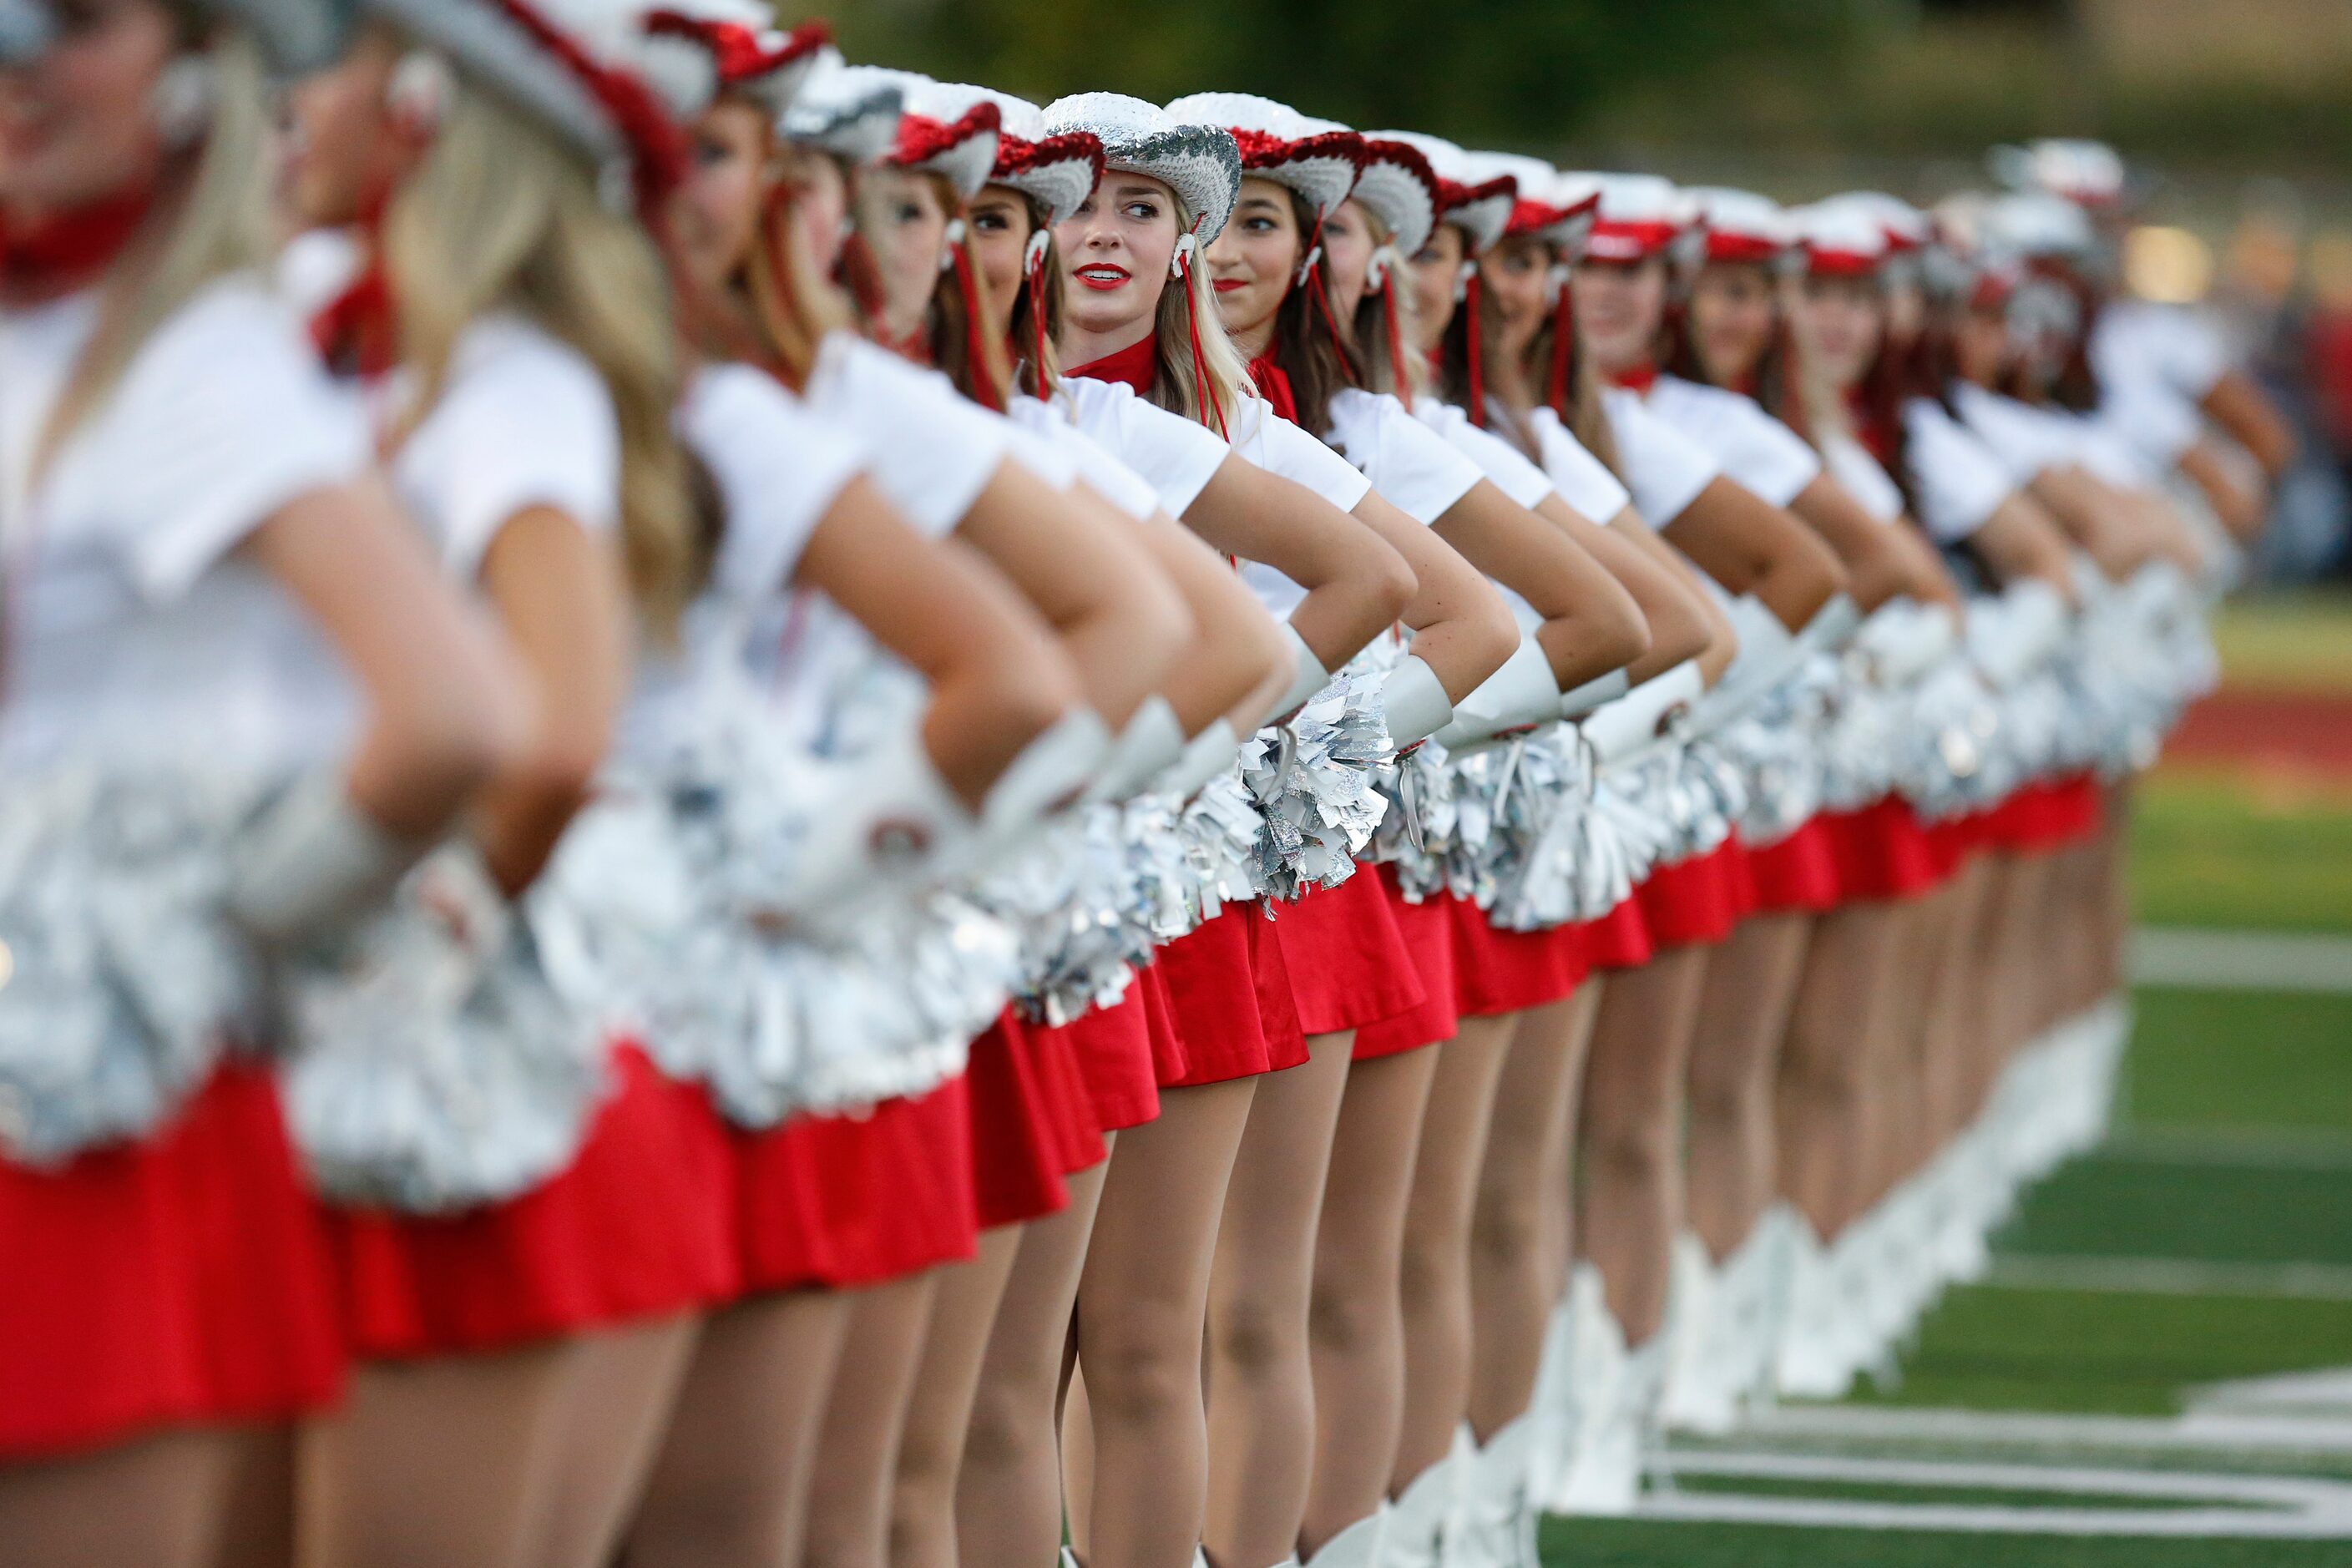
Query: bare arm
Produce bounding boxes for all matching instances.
[2026,464,2156,579]
[1659,476,1847,633]
[1432,480,1648,691]
[1180,453,1415,673]
[951,463,1192,728]
[1534,495,1698,680]
[470,506,631,896]
[794,475,1080,807]
[1129,509,1291,736]
[2178,435,2267,546]
[1788,474,1925,612]
[244,478,521,837]
[1346,488,1516,702]
[1970,492,2078,601]
[1604,510,1739,685]
[2201,369,2295,483]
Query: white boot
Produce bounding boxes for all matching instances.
[1718,1208,1793,1419]
[1376,1445,1458,1568]
[1537,1266,1624,1514]
[1660,1232,1733,1435]
[1773,1215,1853,1400]
[1302,1510,1384,1568]
[1062,1550,1082,1568]
[1550,1308,1662,1516]
[1524,1297,1577,1498]
[1448,1414,1541,1568]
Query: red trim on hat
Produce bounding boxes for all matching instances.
[644,12,827,90]
[1229,127,1366,178]
[1505,198,1571,240]
[1803,244,1880,278]
[994,129,1105,188]
[1582,219,1678,262]
[893,101,1001,170]
[1967,270,2014,311]
[488,0,686,216]
[1702,230,1781,266]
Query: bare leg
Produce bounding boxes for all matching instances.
[1300,1045,1439,1553]
[528,1312,702,1568]
[1067,1076,1257,1568]
[1576,950,1708,1343]
[890,1228,1023,1568]
[1467,987,1599,1439]
[803,1271,942,1568]
[297,1345,570,1568]
[615,1289,852,1568]
[1202,1033,1356,1568]
[212,1424,297,1568]
[1392,1013,1517,1490]
[1,1426,258,1568]
[1683,915,1812,1262]
[958,1154,1112,1568]
[1774,907,1904,1240]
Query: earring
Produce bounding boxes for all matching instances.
[385,50,453,135]
[1023,228,1050,277]
[149,55,214,150]
[1170,230,1198,281]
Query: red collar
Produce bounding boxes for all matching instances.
[1068,332,1159,394]
[0,185,154,307]
[1247,353,1297,423]
[311,260,399,378]
[1608,360,1659,397]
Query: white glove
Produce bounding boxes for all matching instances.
[1265,621,1332,726]
[1156,717,1242,800]
[1084,695,1186,805]
[1379,654,1454,750]
[1581,658,1703,774]
[771,718,974,928]
[1691,594,1799,734]
[976,707,1111,855]
[1797,590,1862,655]
[225,771,432,956]
[1432,635,1563,754]
[1560,665,1630,720]
[1852,599,1957,688]
[1968,579,2069,690]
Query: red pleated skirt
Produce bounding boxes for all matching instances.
[964,1015,1080,1232]
[1635,840,1752,951]
[1743,817,1844,914]
[329,1044,739,1359]
[1982,773,2103,854]
[1581,894,1656,972]
[1031,979,1161,1141]
[1822,797,1948,904]
[0,1065,344,1460]
[1156,902,1309,1087]
[1265,869,1426,1036]
[1354,869,1463,1060]
[733,1075,979,1294]
[1448,898,1591,1018]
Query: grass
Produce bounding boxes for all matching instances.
[2124,988,2352,1137]
[2206,593,2352,698]
[1544,1520,2352,1568]
[1667,1473,2258,1512]
[2129,776,2352,935]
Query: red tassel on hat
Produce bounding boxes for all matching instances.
[1174,240,1229,439]
[1543,273,1576,417]
[946,227,1004,411]
[1463,268,1486,427]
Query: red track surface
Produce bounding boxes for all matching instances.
[2163,690,2352,776]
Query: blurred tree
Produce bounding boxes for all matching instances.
[802,0,1873,148]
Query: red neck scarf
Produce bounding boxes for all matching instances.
[1609,358,1659,397]
[311,258,399,379]
[1247,352,1297,422]
[1068,332,1159,394]
[0,185,154,307]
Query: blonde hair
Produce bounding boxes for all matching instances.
[37,24,273,474]
[380,69,694,637]
[1155,201,1251,432]
[745,144,855,390]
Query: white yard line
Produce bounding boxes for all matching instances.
[1734,1402,2352,1456]
[2132,928,2352,994]
[1982,1254,2352,1301]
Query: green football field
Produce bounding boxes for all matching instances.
[1542,596,2352,1565]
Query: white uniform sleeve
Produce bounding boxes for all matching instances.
[396,317,621,577]
[806,334,1010,538]
[1009,395,1163,519]
[1227,395,1374,513]
[679,364,867,600]
[1951,382,2081,487]
[1325,388,1483,525]
[1646,377,1823,508]
[1901,398,2016,544]
[1601,388,1720,527]
[73,279,372,600]
[2097,302,2228,403]
[1413,397,1556,511]
[1527,406,1635,522]
[1823,432,1904,523]
[1060,376,1231,518]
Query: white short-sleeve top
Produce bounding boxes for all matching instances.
[1325,387,1483,526]
[1599,388,1722,527]
[1413,398,1555,512]
[1009,394,1164,521]
[2,276,371,776]
[1057,376,1231,519]
[1899,397,2016,544]
[803,335,1013,538]
[1641,375,1823,508]
[1225,395,1375,620]
[1822,431,1905,524]
[1524,406,1636,523]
